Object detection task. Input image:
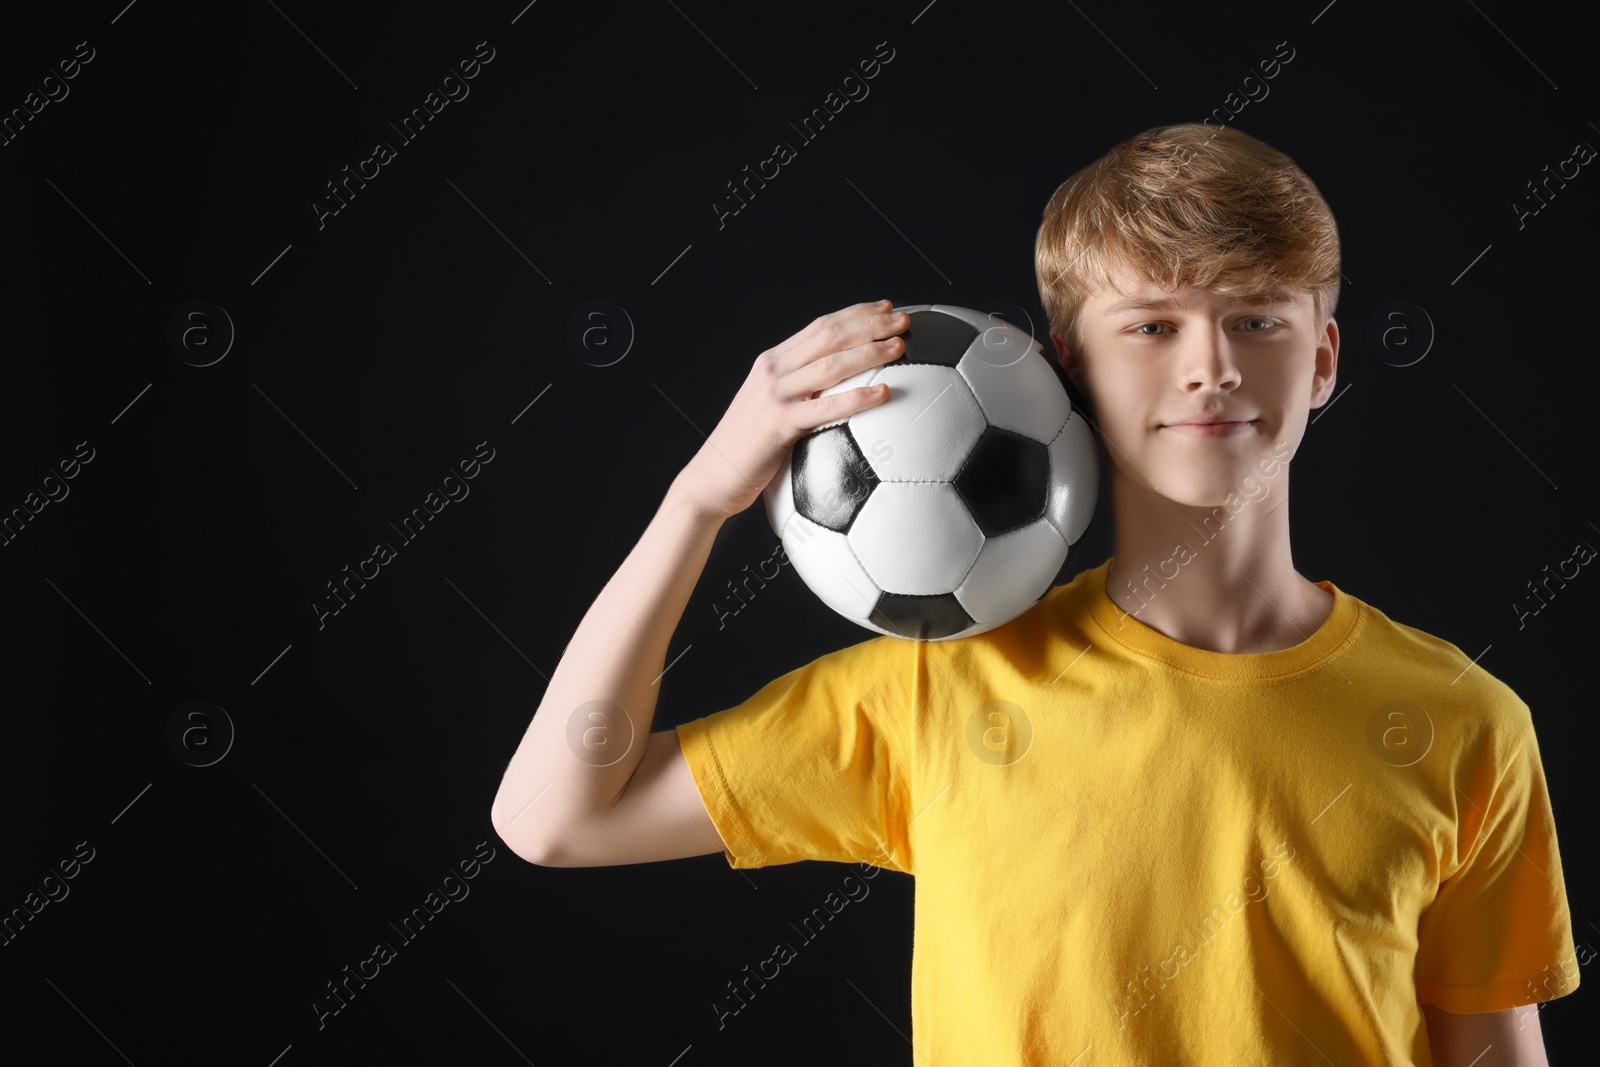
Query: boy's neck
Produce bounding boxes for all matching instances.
[1103,466,1333,655]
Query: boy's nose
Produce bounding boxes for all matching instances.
[1179,331,1242,391]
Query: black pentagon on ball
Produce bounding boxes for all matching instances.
[792,424,879,533]
[900,310,978,366]
[871,591,974,642]
[951,427,1050,537]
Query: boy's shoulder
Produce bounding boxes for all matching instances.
[1340,587,1535,740]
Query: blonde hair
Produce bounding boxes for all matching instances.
[1035,123,1341,361]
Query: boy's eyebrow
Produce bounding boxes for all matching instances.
[1100,295,1184,315]
[1100,290,1298,315]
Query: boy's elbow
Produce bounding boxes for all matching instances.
[490,798,560,866]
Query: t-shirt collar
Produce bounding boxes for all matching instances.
[1084,557,1363,683]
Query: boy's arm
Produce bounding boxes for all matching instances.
[489,301,909,866]
[526,728,725,867]
[489,483,725,865]
[1421,1002,1547,1066]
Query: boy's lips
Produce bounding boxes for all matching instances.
[1161,418,1258,438]
[1161,411,1257,426]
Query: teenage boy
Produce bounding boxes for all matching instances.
[492,123,1579,1065]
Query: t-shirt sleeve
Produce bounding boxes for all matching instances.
[674,633,915,874]
[1413,710,1581,1013]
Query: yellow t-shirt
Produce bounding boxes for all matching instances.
[675,556,1580,1065]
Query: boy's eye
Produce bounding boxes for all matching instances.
[1139,316,1273,334]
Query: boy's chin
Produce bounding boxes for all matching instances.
[1150,477,1247,510]
[1115,460,1270,511]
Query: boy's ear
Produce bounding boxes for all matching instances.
[1050,333,1095,420]
[1051,333,1083,384]
[1310,318,1340,407]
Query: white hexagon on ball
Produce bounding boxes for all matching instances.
[851,364,986,484]
[849,482,984,595]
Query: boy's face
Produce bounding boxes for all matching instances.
[1052,266,1338,508]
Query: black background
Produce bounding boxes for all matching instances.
[2,0,1595,1063]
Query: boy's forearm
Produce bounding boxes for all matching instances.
[490,476,726,856]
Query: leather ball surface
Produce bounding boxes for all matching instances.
[763,304,1099,641]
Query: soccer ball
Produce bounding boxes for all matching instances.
[763,304,1099,642]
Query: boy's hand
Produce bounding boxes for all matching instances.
[674,299,908,522]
